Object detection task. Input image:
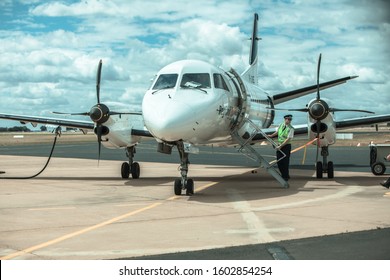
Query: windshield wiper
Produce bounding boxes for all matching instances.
[151,85,172,95]
[181,81,207,93]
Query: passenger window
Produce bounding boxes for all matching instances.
[180,73,211,88]
[152,74,178,90]
[213,74,229,91]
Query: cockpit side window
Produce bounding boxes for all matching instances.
[152,74,178,90]
[180,73,211,88]
[213,73,230,91]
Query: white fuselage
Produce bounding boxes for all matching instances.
[142,60,274,146]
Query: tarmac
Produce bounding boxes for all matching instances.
[0,142,390,260]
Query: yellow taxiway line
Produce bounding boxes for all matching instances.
[1,181,219,260]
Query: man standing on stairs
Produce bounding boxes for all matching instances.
[268,114,295,181]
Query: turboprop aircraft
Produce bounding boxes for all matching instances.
[1,13,390,195]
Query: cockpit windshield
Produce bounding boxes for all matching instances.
[180,73,211,89]
[152,74,178,90]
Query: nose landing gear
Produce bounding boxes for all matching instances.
[174,141,194,196]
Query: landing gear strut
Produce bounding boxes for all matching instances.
[174,141,194,196]
[121,146,140,179]
[316,146,334,179]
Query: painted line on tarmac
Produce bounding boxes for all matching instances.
[251,185,363,211]
[0,181,220,260]
[28,207,76,211]
[1,202,163,260]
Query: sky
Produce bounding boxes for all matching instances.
[0,0,389,128]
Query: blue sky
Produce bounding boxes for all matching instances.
[0,0,389,128]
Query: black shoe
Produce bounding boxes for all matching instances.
[380,182,390,189]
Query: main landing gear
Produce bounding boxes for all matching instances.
[316,146,334,179]
[174,141,194,196]
[121,146,140,179]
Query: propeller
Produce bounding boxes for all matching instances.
[94,59,104,162]
[314,54,322,163]
[52,59,141,162]
[268,53,375,166]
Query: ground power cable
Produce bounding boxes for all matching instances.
[0,127,61,180]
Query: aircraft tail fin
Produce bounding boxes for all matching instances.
[241,13,259,85]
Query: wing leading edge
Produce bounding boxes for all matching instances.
[0,113,153,137]
[335,114,390,129]
[0,113,94,130]
[272,76,358,105]
[252,114,390,141]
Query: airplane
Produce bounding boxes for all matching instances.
[1,13,390,195]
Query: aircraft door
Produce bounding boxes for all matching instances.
[226,68,250,133]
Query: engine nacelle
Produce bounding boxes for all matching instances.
[94,125,110,136]
[310,122,328,134]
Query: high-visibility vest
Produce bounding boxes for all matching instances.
[277,123,293,144]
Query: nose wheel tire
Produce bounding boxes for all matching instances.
[186,179,194,196]
[174,178,194,196]
[174,179,182,195]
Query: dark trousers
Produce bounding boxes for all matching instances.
[277,144,291,180]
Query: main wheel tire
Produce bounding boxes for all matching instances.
[371,162,386,175]
[131,162,140,179]
[174,179,182,195]
[186,179,194,196]
[327,161,334,179]
[121,162,130,179]
[316,161,323,179]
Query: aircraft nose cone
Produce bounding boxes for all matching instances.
[142,94,195,142]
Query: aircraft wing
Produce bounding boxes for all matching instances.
[0,113,154,137]
[252,114,390,141]
[272,76,358,105]
[0,113,95,130]
[335,114,390,129]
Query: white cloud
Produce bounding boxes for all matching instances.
[0,0,389,128]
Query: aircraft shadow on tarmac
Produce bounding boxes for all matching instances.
[184,174,379,204]
[1,161,383,205]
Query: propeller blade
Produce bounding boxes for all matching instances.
[110,111,143,116]
[96,124,103,163]
[329,108,374,114]
[96,59,102,104]
[52,111,90,116]
[266,107,308,112]
[316,53,322,100]
[315,121,321,163]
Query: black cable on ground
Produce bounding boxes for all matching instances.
[0,127,60,180]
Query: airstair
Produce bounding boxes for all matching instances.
[231,118,289,188]
[226,67,288,188]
